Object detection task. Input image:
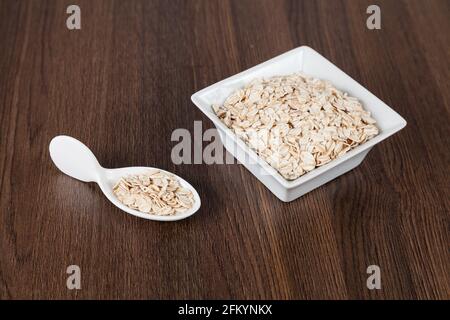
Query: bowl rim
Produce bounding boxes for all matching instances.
[191,46,407,189]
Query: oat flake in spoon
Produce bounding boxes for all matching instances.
[113,169,195,216]
[49,136,200,221]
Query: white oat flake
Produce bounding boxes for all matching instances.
[113,170,195,216]
[213,73,379,180]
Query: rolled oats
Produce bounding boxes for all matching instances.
[213,73,379,180]
[113,170,195,215]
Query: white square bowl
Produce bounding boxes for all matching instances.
[191,46,406,202]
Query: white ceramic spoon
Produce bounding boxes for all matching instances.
[49,135,201,221]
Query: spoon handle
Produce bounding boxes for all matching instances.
[49,135,101,183]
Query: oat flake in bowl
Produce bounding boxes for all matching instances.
[113,169,195,216]
[212,73,379,180]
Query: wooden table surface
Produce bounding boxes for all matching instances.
[0,0,449,300]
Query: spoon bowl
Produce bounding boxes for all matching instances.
[49,135,201,221]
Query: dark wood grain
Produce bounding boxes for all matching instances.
[0,0,449,300]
